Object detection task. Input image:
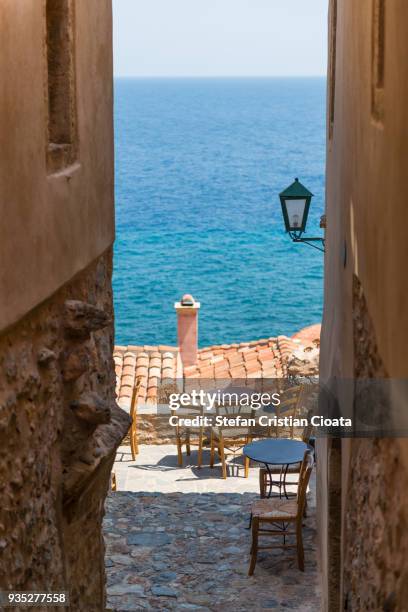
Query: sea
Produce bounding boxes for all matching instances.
[113,77,326,348]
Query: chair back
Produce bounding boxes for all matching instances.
[170,403,204,431]
[301,409,314,443]
[212,387,257,439]
[296,450,314,516]
[212,385,256,417]
[215,403,256,418]
[275,385,304,438]
[130,376,143,420]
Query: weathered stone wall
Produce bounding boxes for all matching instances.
[340,276,408,610]
[0,249,130,611]
[136,414,175,445]
[342,438,408,611]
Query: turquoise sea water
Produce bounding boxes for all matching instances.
[113,78,326,347]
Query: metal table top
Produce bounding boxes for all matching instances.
[243,438,309,466]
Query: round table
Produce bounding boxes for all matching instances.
[244,438,310,499]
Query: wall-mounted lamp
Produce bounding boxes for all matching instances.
[279,178,325,252]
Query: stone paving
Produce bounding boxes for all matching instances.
[104,445,321,611]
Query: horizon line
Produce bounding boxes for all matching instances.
[113,74,327,79]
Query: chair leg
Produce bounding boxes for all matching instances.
[244,455,250,478]
[198,428,203,468]
[259,468,266,498]
[176,434,183,467]
[244,436,251,478]
[210,432,215,468]
[134,416,139,456]
[296,520,305,571]
[130,423,136,461]
[248,517,259,576]
[219,438,227,479]
[303,497,308,518]
[186,431,191,456]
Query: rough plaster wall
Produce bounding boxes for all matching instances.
[341,276,408,611]
[0,249,130,610]
[0,0,115,331]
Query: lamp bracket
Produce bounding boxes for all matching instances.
[289,232,326,253]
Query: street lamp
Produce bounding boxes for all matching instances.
[279,178,325,252]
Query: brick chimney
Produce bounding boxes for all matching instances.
[174,294,200,367]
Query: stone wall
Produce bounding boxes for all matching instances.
[340,276,408,610]
[0,249,130,611]
[342,438,408,610]
[129,414,175,446]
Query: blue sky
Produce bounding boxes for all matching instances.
[113,0,328,77]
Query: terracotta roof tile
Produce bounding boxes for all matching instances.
[198,365,215,377]
[247,371,263,379]
[291,324,321,345]
[213,349,226,356]
[243,353,259,363]
[212,355,225,364]
[238,346,250,353]
[162,367,174,378]
[149,356,161,368]
[114,326,319,407]
[262,368,277,377]
[182,336,285,382]
[245,362,262,374]
[159,344,179,352]
[120,388,132,400]
[136,365,148,377]
[226,354,244,367]
[148,367,161,380]
[230,367,246,378]
[198,358,213,368]
[114,345,180,409]
[122,366,134,378]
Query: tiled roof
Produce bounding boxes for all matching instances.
[183,337,288,380]
[291,323,321,345]
[113,345,182,409]
[113,333,314,409]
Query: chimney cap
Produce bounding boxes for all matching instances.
[174,294,200,311]
[181,293,195,306]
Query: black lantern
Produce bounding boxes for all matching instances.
[279,178,325,252]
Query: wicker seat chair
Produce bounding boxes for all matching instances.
[171,404,205,467]
[248,450,314,575]
[210,400,256,479]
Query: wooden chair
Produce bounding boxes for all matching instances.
[259,408,314,498]
[249,450,314,575]
[273,384,305,438]
[171,404,205,467]
[258,385,312,497]
[210,402,256,479]
[129,376,142,460]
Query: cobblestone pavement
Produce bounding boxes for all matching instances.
[104,445,321,611]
